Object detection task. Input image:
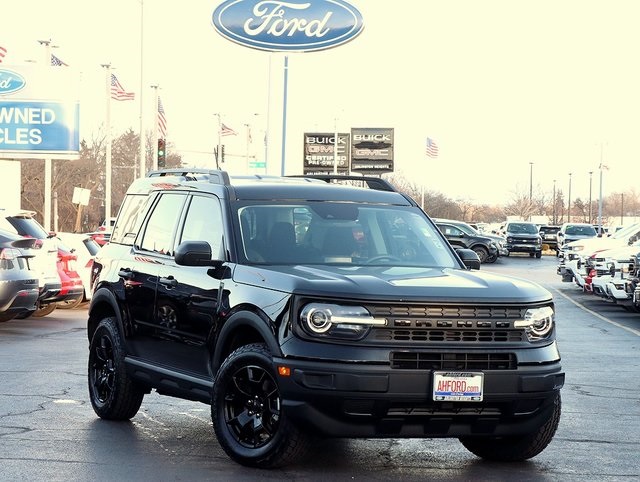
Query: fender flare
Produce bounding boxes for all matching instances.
[212,310,282,371]
[87,287,127,343]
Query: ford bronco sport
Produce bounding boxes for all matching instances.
[87,169,564,468]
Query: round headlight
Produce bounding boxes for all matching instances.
[303,307,332,333]
[515,306,554,341]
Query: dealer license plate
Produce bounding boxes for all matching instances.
[433,371,484,402]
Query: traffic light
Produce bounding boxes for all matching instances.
[157,138,166,168]
[221,144,225,163]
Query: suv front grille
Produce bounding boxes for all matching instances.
[366,304,528,345]
[390,352,516,370]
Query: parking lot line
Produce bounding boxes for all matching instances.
[553,288,640,337]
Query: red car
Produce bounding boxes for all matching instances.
[51,246,85,311]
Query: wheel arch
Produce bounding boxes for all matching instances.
[87,287,126,343]
[212,310,282,373]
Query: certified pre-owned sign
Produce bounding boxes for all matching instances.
[212,0,364,52]
[0,69,26,96]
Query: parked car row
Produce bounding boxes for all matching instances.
[556,222,640,314]
[433,218,505,263]
[0,209,101,322]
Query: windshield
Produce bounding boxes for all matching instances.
[237,202,458,268]
[507,223,539,234]
[611,223,640,239]
[565,225,597,236]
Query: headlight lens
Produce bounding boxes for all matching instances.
[299,303,386,340]
[573,245,584,252]
[507,236,513,243]
[514,306,554,341]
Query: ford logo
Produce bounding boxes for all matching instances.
[0,69,26,96]
[212,0,364,52]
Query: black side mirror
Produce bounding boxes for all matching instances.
[456,248,481,270]
[175,240,218,267]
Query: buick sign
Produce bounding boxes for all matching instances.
[0,69,26,96]
[212,0,364,52]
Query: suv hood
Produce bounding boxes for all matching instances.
[233,264,551,304]
[565,236,627,252]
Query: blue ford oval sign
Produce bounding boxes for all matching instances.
[0,69,26,96]
[212,0,364,52]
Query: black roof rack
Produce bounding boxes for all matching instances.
[147,168,230,185]
[288,174,398,193]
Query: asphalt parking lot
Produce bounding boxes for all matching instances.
[0,253,638,481]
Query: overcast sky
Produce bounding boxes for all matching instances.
[3,0,638,205]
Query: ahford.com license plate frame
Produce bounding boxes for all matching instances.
[433,371,484,402]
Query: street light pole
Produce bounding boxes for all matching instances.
[588,171,593,224]
[529,162,533,200]
[553,179,556,225]
[598,144,605,236]
[568,173,572,223]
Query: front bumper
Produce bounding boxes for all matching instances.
[506,244,541,254]
[274,352,564,438]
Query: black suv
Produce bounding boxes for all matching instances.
[87,169,564,468]
[503,221,543,258]
[433,219,500,263]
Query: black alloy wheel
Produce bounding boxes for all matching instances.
[224,364,280,448]
[212,343,311,468]
[88,317,144,420]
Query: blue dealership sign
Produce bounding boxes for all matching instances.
[0,65,80,158]
[0,100,80,154]
[212,0,364,52]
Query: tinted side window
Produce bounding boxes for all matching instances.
[111,194,149,245]
[178,195,224,259]
[140,193,186,255]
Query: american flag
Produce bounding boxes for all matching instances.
[157,96,167,138]
[220,122,237,136]
[110,73,135,101]
[0,46,7,63]
[51,54,68,66]
[426,137,439,158]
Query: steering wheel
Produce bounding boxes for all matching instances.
[366,255,402,264]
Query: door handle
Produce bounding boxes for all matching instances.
[118,268,135,280]
[159,276,178,288]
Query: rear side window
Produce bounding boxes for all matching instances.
[140,193,187,255]
[111,194,149,245]
[2,216,49,239]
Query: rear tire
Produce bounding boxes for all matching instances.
[459,393,561,461]
[33,303,57,317]
[88,317,144,420]
[212,343,311,468]
[0,313,16,322]
[57,297,84,310]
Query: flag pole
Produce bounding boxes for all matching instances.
[151,84,159,170]
[214,113,221,169]
[138,0,145,179]
[101,63,112,225]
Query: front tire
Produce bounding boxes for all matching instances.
[459,393,561,461]
[212,343,311,468]
[88,316,144,420]
[472,246,489,263]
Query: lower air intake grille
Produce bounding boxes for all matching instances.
[390,352,516,370]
